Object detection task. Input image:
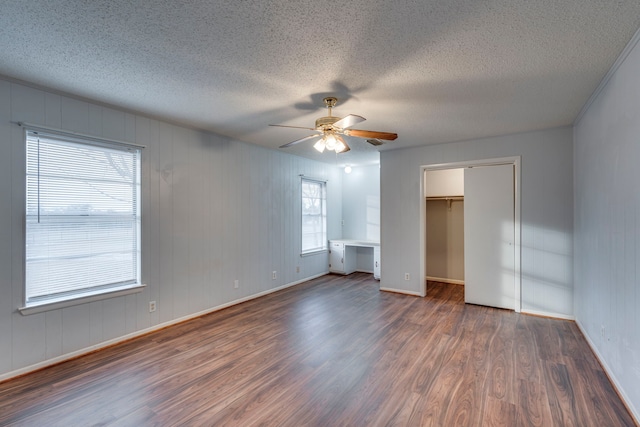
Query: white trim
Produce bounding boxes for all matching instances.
[575,320,640,425]
[521,309,575,321]
[419,166,427,297]
[300,249,328,257]
[380,287,423,297]
[575,26,640,125]
[426,276,464,286]
[514,157,522,313]
[16,121,145,149]
[298,174,328,183]
[421,157,521,170]
[19,284,146,316]
[420,156,522,312]
[0,273,326,382]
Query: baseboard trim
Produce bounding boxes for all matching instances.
[426,276,464,285]
[520,309,574,321]
[0,272,328,383]
[379,287,423,297]
[575,319,640,425]
[329,269,374,276]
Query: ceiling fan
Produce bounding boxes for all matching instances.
[270,97,398,153]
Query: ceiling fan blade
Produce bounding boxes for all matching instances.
[332,114,365,130]
[270,124,316,131]
[366,139,384,146]
[279,134,321,148]
[345,129,398,140]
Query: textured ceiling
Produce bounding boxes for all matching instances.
[1,0,639,166]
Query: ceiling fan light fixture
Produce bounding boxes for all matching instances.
[334,139,347,153]
[324,134,338,151]
[313,138,326,153]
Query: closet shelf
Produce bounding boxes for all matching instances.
[425,196,464,201]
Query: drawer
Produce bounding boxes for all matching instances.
[330,241,344,250]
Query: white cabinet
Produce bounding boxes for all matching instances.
[329,240,379,278]
[329,241,345,274]
[373,246,381,280]
[329,241,357,274]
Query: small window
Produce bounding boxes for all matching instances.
[23,128,142,312]
[301,178,327,254]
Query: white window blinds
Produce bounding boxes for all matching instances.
[301,178,327,254]
[25,129,141,306]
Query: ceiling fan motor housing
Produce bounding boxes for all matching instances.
[315,115,340,131]
[316,97,340,131]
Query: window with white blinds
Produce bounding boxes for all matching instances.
[301,178,327,254]
[24,129,142,308]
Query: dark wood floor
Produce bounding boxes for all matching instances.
[0,273,635,426]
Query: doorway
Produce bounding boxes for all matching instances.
[425,169,465,286]
[420,157,521,312]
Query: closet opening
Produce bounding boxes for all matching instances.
[425,169,465,287]
[421,157,522,312]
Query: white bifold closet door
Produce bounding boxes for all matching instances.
[464,164,515,310]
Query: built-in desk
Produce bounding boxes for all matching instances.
[329,240,380,280]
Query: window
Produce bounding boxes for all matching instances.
[301,178,327,254]
[22,127,142,313]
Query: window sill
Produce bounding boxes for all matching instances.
[300,249,328,257]
[19,284,146,316]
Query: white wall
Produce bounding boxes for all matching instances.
[341,164,380,242]
[381,127,574,316]
[0,78,342,379]
[573,32,640,420]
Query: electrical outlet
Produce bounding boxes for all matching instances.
[601,324,606,340]
[234,279,239,289]
[149,301,156,312]
[296,266,300,273]
[272,271,277,280]
[404,273,410,281]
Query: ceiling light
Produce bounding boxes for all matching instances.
[334,139,347,153]
[324,134,338,151]
[344,165,352,174]
[312,133,349,154]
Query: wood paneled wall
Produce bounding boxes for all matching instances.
[0,78,342,379]
[574,30,640,421]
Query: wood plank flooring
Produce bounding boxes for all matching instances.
[0,273,635,426]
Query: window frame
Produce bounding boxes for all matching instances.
[300,177,328,255]
[19,124,145,315]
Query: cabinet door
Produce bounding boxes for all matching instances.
[373,246,381,280]
[329,242,345,273]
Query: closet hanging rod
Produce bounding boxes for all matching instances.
[425,196,464,201]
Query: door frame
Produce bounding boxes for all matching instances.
[419,156,521,312]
